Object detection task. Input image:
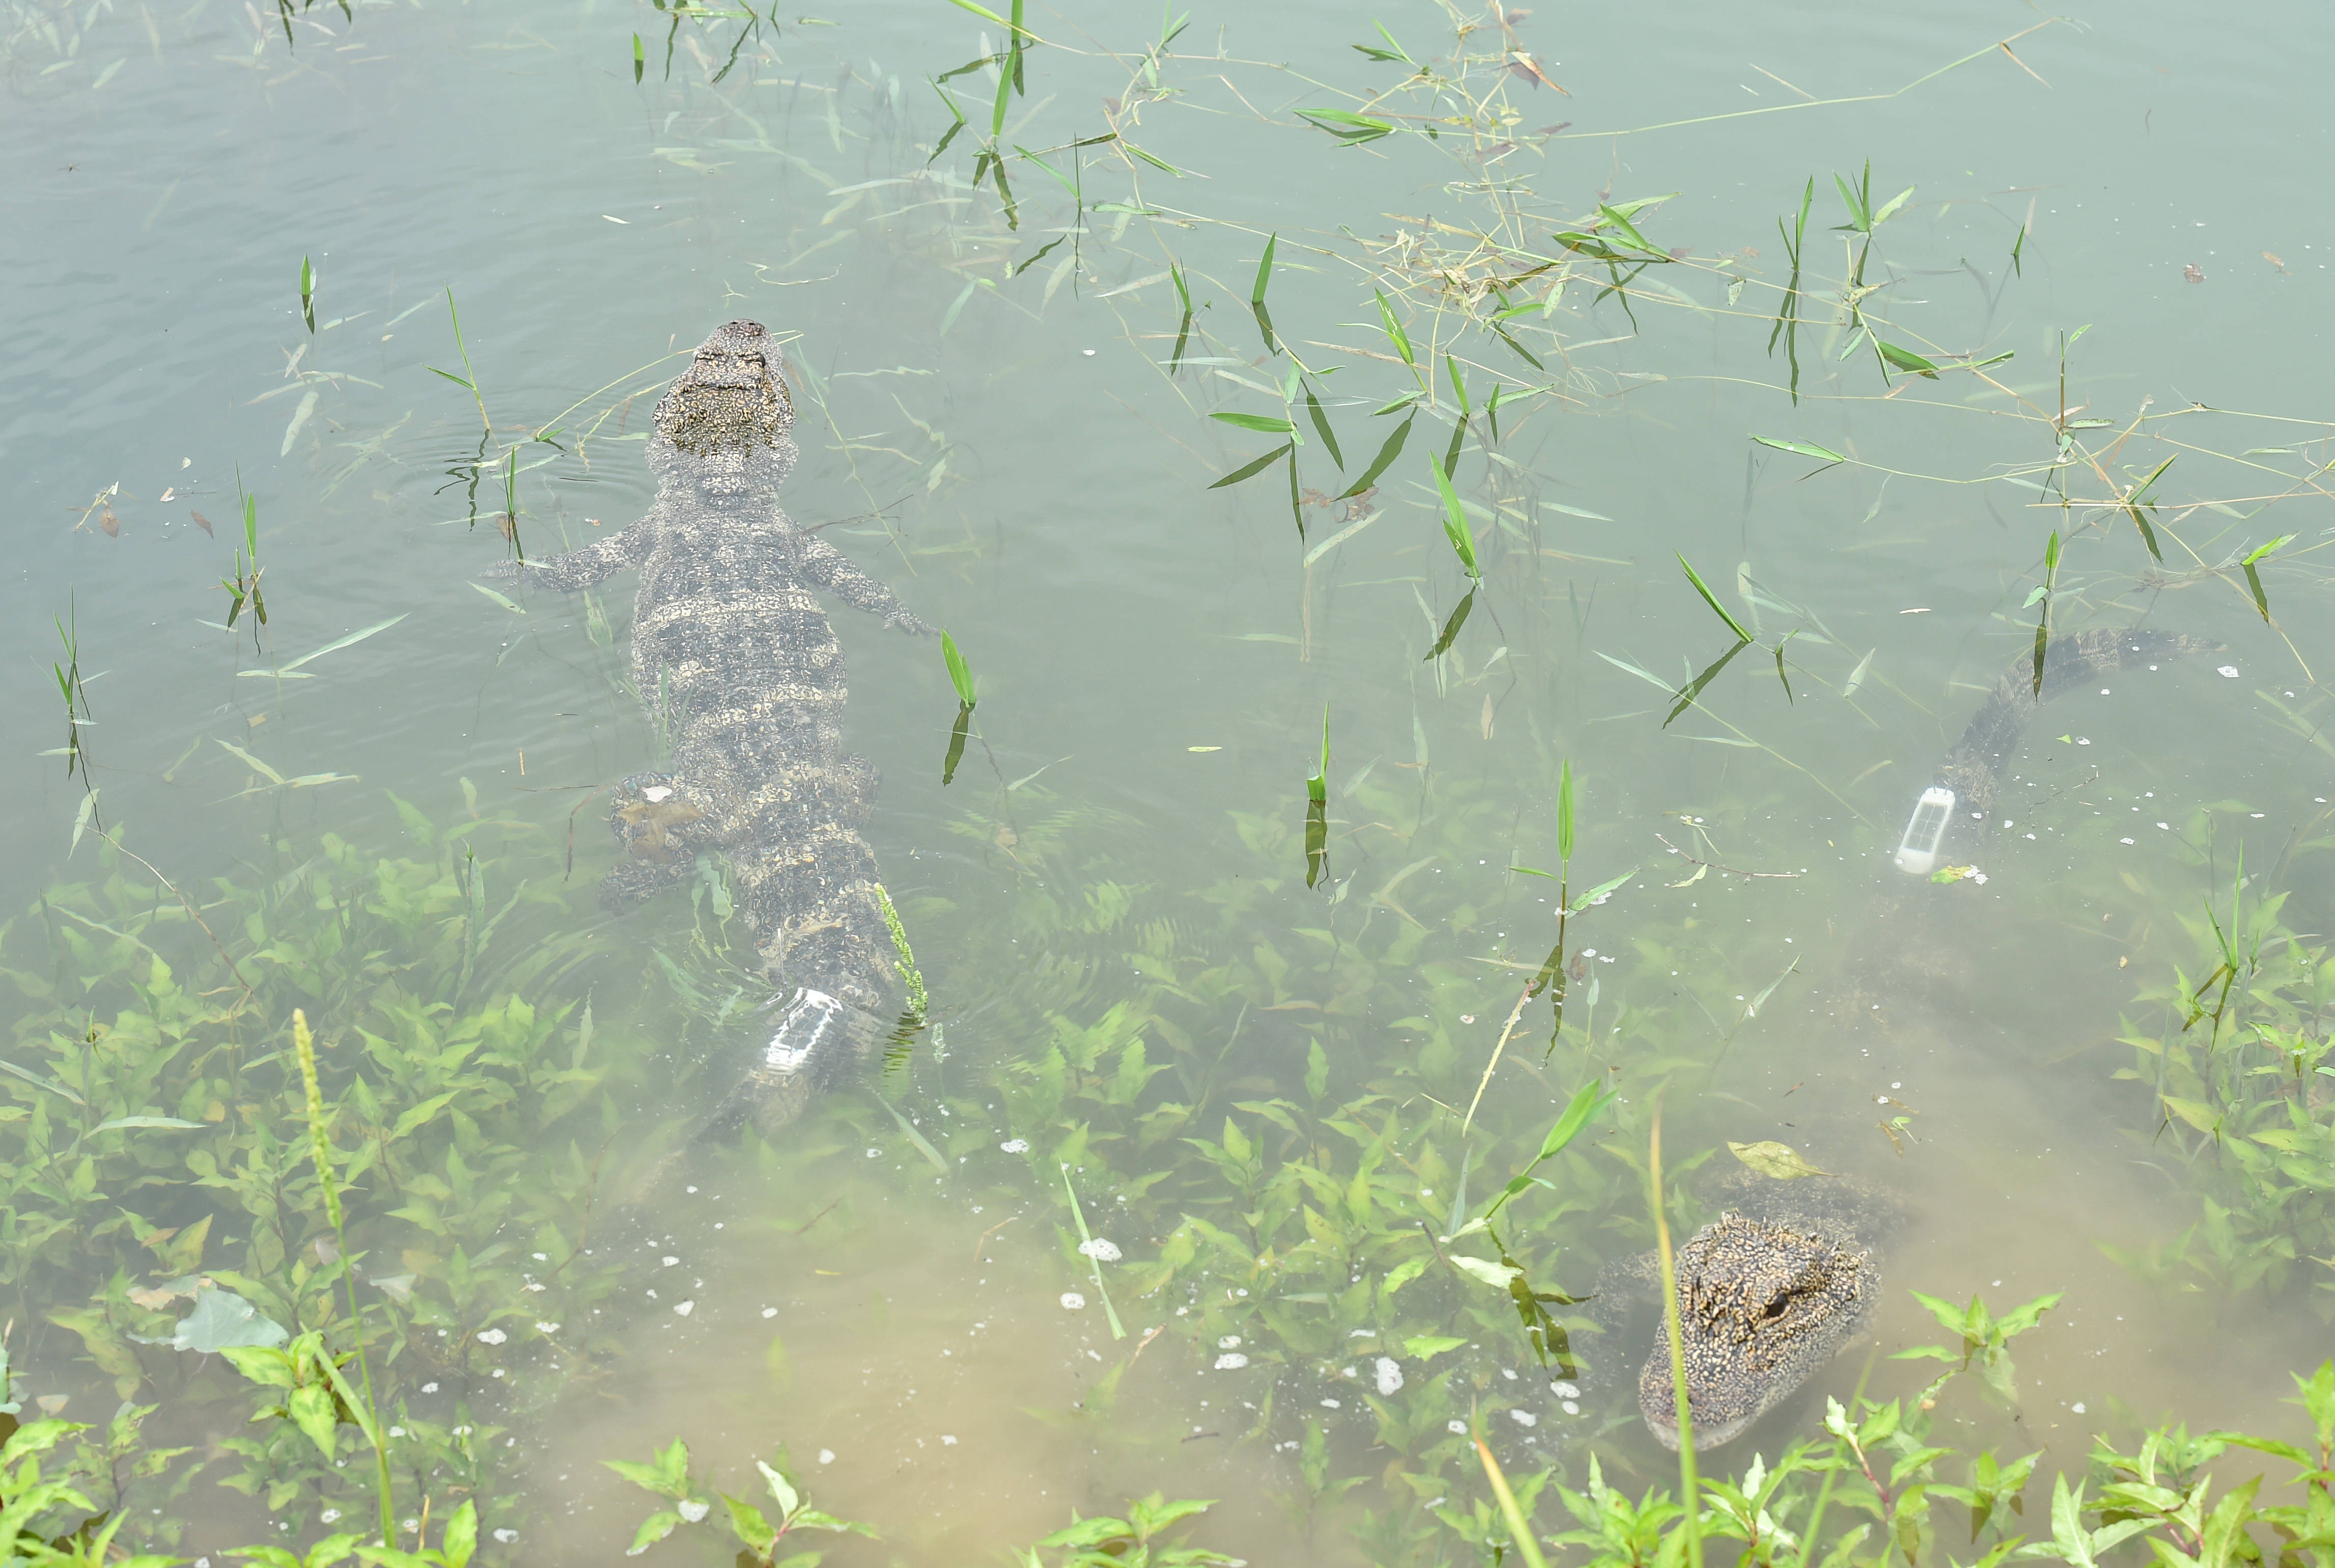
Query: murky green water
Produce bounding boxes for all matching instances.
[7,0,2335,1561]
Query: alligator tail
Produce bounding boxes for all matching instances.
[1894,628,2218,873]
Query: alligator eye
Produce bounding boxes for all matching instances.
[1761,1291,1792,1319]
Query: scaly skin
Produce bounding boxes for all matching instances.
[490,321,931,1128]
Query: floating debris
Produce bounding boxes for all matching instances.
[1060,1292,1086,1310]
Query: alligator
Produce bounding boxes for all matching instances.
[489,319,931,1129]
[1889,626,2218,875]
[1598,628,2220,1449]
[1597,1172,1896,1451]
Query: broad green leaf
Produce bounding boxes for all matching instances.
[1449,1255,1521,1289]
[1403,1334,1468,1359]
[622,1509,683,1557]
[941,631,977,706]
[287,1382,340,1460]
[757,1459,800,1519]
[439,1502,477,1568]
[723,1494,778,1556]
[1728,1140,1831,1180]
[219,1345,300,1388]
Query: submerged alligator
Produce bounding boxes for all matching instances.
[1597,1172,1895,1451]
[1889,626,2217,875]
[1602,626,2217,1448]
[491,320,930,1129]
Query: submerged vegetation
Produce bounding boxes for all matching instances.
[8,0,2335,1562]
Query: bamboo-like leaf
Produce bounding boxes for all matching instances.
[1250,232,1277,306]
[1843,647,1875,698]
[277,614,408,674]
[1209,442,1293,489]
[1431,456,1480,580]
[1304,387,1343,468]
[943,0,1032,37]
[1751,434,1845,464]
[1556,760,1574,864]
[1664,637,1751,728]
[1567,866,1634,914]
[1877,340,1940,379]
[1374,290,1414,365]
[1211,411,1295,434]
[1339,413,1413,499]
[1299,108,1395,144]
[1677,553,1754,641]
[1423,588,1474,662]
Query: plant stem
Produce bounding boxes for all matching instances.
[447,288,490,429]
[1472,1430,1553,1568]
[295,1009,395,1546]
[1651,1100,1704,1568]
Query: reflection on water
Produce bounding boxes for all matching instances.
[6,0,2335,1559]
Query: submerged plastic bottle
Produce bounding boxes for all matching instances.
[728,986,886,1129]
[1892,786,1957,875]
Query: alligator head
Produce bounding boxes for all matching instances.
[649,319,798,498]
[1637,1211,1874,1450]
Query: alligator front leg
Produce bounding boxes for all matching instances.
[792,533,934,634]
[486,521,653,592]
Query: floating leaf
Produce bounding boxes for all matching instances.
[1751,434,1846,465]
[1877,340,1939,379]
[1299,108,1395,145]
[142,1286,289,1353]
[1677,552,1754,641]
[1340,413,1414,500]
[1431,455,1480,580]
[1209,442,1294,490]
[1728,1140,1832,1180]
[1210,412,1296,435]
